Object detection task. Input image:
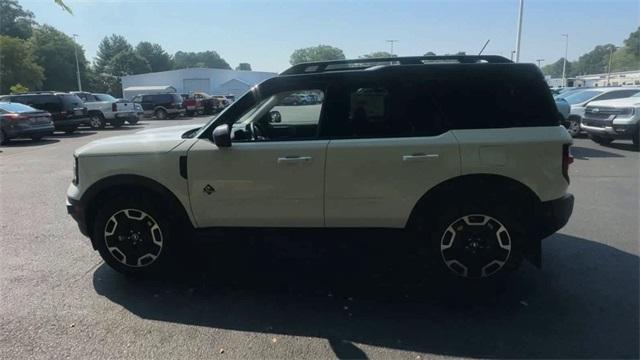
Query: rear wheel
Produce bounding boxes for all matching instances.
[591,135,613,145]
[89,114,106,129]
[154,109,167,120]
[93,196,173,276]
[111,118,125,128]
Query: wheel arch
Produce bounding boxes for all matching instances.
[81,174,193,247]
[406,173,542,229]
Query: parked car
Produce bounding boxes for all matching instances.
[71,92,139,129]
[581,92,640,148]
[67,55,574,280]
[0,92,88,133]
[131,93,185,119]
[180,94,201,117]
[0,102,55,144]
[561,87,640,136]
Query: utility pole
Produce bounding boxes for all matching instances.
[536,59,544,67]
[561,34,569,88]
[606,46,615,86]
[510,50,516,61]
[386,40,399,55]
[72,34,82,91]
[514,0,524,62]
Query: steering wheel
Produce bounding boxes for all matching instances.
[250,122,266,141]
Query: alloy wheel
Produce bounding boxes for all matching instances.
[440,214,512,278]
[104,208,163,267]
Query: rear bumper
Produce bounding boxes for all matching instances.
[4,124,55,138]
[536,194,574,239]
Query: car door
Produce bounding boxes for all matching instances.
[323,78,460,228]
[186,85,329,228]
[140,95,154,115]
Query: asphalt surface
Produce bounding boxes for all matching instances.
[1,119,638,359]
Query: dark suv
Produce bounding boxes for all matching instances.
[131,93,185,119]
[0,93,88,133]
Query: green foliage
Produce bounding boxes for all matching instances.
[290,45,346,65]
[95,34,133,72]
[572,44,616,75]
[173,51,231,69]
[107,49,151,76]
[541,58,573,78]
[0,0,36,39]
[135,42,173,72]
[54,0,72,14]
[424,51,436,56]
[9,83,28,94]
[29,25,89,91]
[0,35,43,93]
[236,63,252,71]
[360,51,396,58]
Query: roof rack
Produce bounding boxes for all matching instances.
[281,55,512,75]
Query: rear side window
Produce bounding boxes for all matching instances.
[13,95,61,112]
[171,94,182,103]
[60,95,84,109]
[430,69,559,129]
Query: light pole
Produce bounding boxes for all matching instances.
[510,50,516,61]
[514,0,524,62]
[536,59,544,67]
[72,34,82,91]
[386,40,399,55]
[561,34,569,88]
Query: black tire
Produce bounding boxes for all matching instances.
[126,117,139,125]
[111,118,125,128]
[63,125,78,134]
[89,114,106,129]
[168,113,179,119]
[31,135,43,141]
[590,135,613,145]
[154,108,167,120]
[413,199,523,280]
[566,116,581,137]
[0,130,9,145]
[633,132,639,149]
[92,195,173,276]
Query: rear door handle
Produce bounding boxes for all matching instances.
[402,153,439,162]
[277,156,312,164]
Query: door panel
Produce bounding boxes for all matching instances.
[324,133,460,228]
[187,138,329,227]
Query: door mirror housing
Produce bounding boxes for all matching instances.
[212,124,232,147]
[269,110,282,123]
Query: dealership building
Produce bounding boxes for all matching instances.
[120,68,277,99]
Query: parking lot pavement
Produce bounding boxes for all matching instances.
[0,126,638,359]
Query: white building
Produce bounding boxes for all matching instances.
[120,68,277,100]
[546,69,640,88]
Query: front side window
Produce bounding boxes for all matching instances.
[564,90,601,104]
[231,89,324,142]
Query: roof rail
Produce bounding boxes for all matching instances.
[281,55,512,75]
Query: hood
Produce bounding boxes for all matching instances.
[75,125,200,157]
[587,97,640,108]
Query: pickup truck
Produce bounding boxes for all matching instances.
[71,92,139,129]
[181,92,221,116]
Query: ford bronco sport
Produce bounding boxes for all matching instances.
[67,55,574,279]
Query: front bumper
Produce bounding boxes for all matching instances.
[67,196,89,238]
[581,122,639,139]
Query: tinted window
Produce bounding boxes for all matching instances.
[564,90,601,104]
[171,94,182,103]
[60,95,84,109]
[94,94,117,102]
[13,95,61,112]
[141,95,152,102]
[596,90,640,101]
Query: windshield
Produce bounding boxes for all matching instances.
[0,102,38,113]
[563,90,601,105]
[95,94,117,102]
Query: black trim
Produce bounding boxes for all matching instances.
[179,156,188,179]
[534,194,575,240]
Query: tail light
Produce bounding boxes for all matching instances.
[562,144,573,183]
[112,103,117,112]
[2,114,29,122]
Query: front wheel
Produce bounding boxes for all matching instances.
[93,196,173,276]
[566,117,581,137]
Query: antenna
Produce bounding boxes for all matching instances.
[478,39,490,55]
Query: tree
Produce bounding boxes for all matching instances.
[9,83,28,94]
[572,44,617,75]
[611,27,640,72]
[107,49,151,76]
[623,27,639,57]
[289,45,346,65]
[0,0,36,39]
[0,35,43,94]
[135,42,173,72]
[173,51,231,69]
[424,51,436,56]
[30,25,90,91]
[236,63,252,71]
[360,51,395,58]
[95,34,133,72]
[542,58,573,78]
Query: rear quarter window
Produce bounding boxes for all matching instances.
[431,67,560,129]
[60,95,84,109]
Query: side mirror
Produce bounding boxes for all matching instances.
[212,124,231,147]
[269,110,282,123]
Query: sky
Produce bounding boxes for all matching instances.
[22,0,640,73]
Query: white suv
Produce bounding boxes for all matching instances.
[581,92,640,148]
[66,56,574,279]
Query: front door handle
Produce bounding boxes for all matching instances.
[277,156,312,164]
[402,153,439,162]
